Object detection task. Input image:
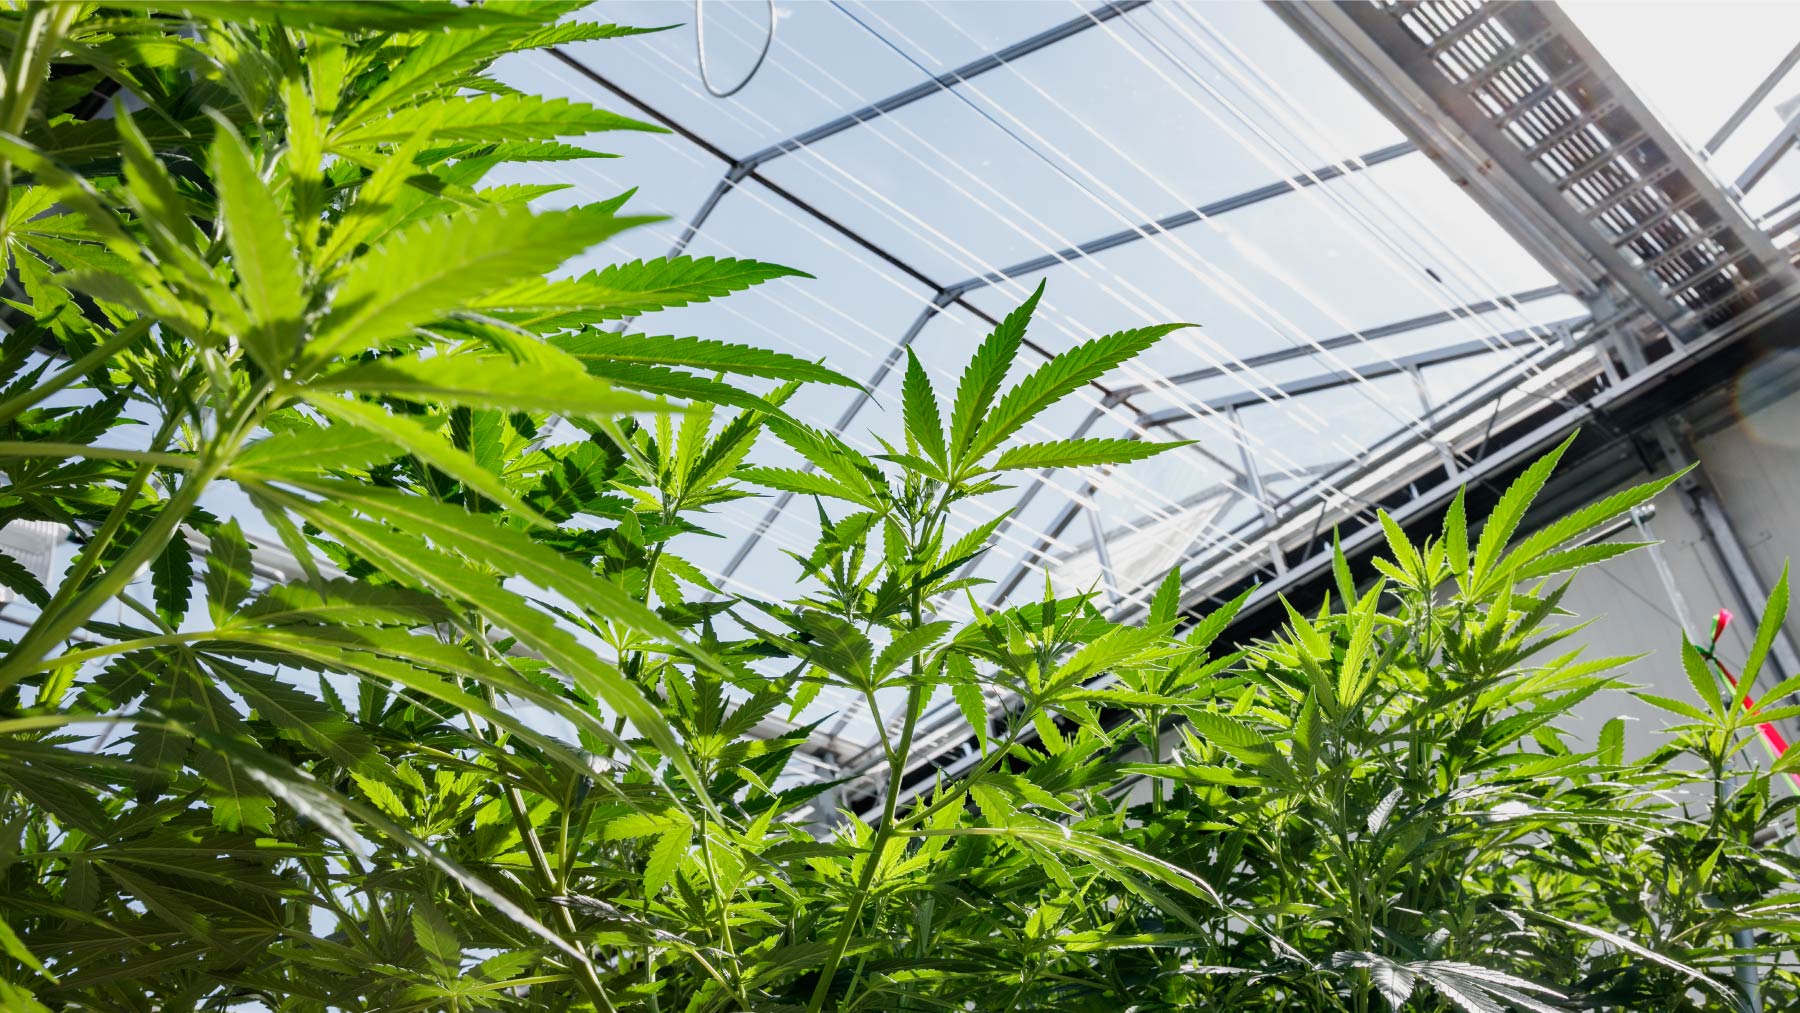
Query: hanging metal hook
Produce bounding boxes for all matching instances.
[695,0,774,99]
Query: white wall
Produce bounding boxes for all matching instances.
[1559,386,1800,758]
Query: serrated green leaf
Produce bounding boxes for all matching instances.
[992,437,1189,471]
[232,422,401,477]
[334,94,659,147]
[1598,717,1624,765]
[151,532,192,627]
[953,679,989,756]
[1743,562,1790,691]
[902,348,946,467]
[1683,636,1723,718]
[1635,692,1711,722]
[967,323,1185,465]
[736,466,876,508]
[204,519,252,623]
[0,548,48,608]
[1511,540,1648,582]
[210,114,304,373]
[1150,566,1182,627]
[644,826,687,895]
[412,903,462,980]
[313,351,663,418]
[551,330,850,387]
[306,203,654,367]
[1495,469,1683,582]
[212,661,380,774]
[1472,432,1574,587]
[1187,711,1288,776]
[950,284,1041,460]
[474,256,811,327]
[1444,486,1470,577]
[303,397,547,523]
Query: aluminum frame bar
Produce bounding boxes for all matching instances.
[1107,284,1564,400]
[1272,1,1800,336]
[1704,40,1800,157]
[1134,322,1580,426]
[734,1,1149,172]
[944,140,1416,296]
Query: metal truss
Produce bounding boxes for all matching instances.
[1273,0,1800,340]
[525,1,1800,803]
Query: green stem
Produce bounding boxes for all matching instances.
[0,320,152,428]
[0,381,266,692]
[807,563,931,1013]
[0,3,79,229]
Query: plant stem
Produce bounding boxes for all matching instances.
[807,557,931,1013]
[0,320,152,427]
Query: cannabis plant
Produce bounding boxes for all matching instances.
[4,4,1800,1013]
[0,3,841,1009]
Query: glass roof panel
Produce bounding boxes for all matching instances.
[498,1,1622,756]
[564,0,933,154]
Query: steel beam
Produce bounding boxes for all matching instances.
[1109,285,1565,401]
[1135,322,1579,426]
[943,140,1416,297]
[736,1,1148,171]
[1271,1,1800,339]
[1704,40,1800,157]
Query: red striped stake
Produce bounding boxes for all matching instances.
[1704,608,1800,792]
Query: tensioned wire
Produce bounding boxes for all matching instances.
[795,5,1402,465]
[651,7,1490,676]
[1151,11,1595,484]
[684,6,1391,585]
[1126,6,1602,484]
[1171,6,1567,359]
[710,1,1378,479]
[676,1,1591,752]
[1162,6,1600,445]
[692,1,1423,472]
[730,3,1432,593]
[742,3,1364,453]
[830,0,1461,582]
[1142,4,1562,372]
[851,0,1539,467]
[847,2,1430,455]
[590,25,1476,633]
[745,3,1504,579]
[825,2,1450,457]
[1101,2,1597,463]
[849,5,1584,611]
[657,8,1348,480]
[921,0,1584,554]
[519,59,1179,616]
[680,10,1409,539]
[525,7,1497,615]
[895,0,1571,482]
[570,38,1313,590]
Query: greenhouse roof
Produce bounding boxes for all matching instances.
[487,0,1800,770]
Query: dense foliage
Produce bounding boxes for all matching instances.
[1,3,1798,1011]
